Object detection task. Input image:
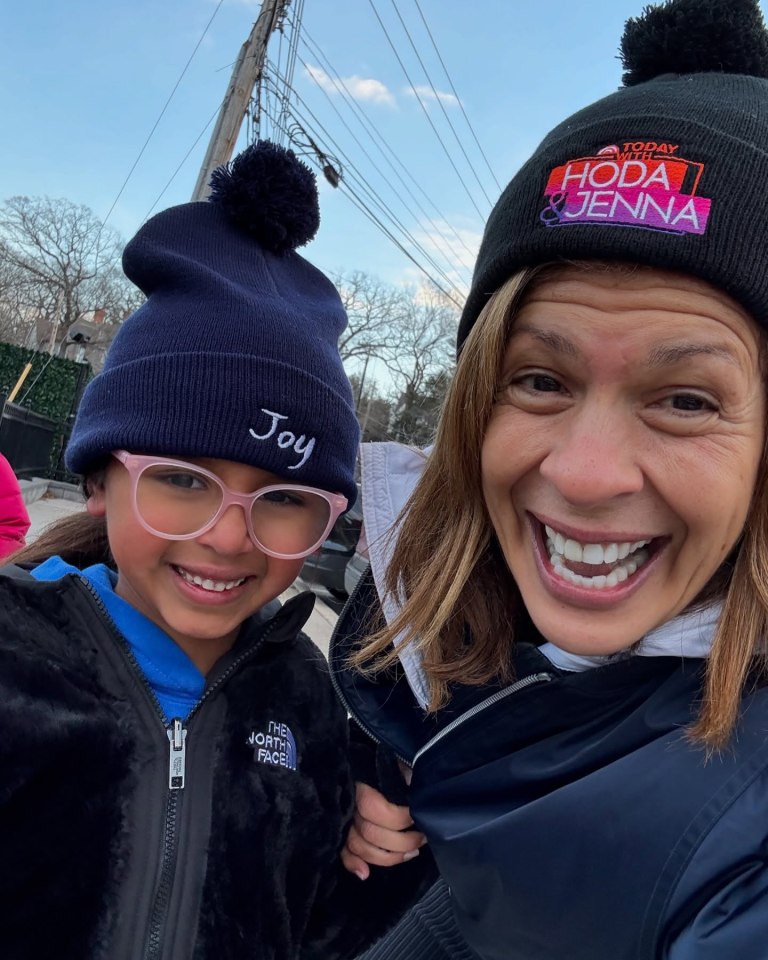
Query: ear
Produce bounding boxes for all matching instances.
[85,480,107,518]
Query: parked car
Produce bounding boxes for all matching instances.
[300,495,363,599]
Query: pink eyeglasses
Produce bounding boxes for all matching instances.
[112,450,348,560]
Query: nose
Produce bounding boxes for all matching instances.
[539,402,644,507]
[196,503,255,555]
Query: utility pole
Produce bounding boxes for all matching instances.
[191,0,290,201]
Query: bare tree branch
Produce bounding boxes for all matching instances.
[0,196,140,352]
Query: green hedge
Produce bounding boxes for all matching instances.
[0,343,91,421]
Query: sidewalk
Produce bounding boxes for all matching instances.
[23,488,339,656]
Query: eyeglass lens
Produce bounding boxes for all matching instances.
[135,464,332,554]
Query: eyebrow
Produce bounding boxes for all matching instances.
[646,342,740,367]
[511,325,579,357]
[511,325,741,367]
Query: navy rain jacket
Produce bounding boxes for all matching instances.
[332,571,768,960]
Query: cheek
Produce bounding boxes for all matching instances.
[481,413,542,488]
[267,558,305,586]
[670,448,760,560]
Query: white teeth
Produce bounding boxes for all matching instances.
[563,539,582,562]
[603,543,618,564]
[543,522,655,591]
[582,543,604,565]
[177,568,246,592]
[550,550,649,590]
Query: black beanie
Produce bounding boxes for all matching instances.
[458,0,768,349]
[66,141,360,504]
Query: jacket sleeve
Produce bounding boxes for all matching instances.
[300,696,437,959]
[358,879,480,960]
[665,862,768,959]
[301,845,437,960]
[0,455,29,558]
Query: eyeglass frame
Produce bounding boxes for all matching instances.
[111,450,349,560]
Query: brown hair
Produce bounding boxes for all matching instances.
[355,263,768,748]
[9,473,112,569]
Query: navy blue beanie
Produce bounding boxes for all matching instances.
[66,141,360,505]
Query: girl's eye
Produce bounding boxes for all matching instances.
[155,470,209,491]
[260,489,305,508]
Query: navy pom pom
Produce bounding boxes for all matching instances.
[620,0,768,87]
[208,141,320,254]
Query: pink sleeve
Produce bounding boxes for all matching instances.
[0,455,30,558]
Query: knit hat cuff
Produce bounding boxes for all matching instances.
[65,352,360,504]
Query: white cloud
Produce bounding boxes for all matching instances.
[398,218,482,302]
[304,65,396,107]
[405,86,459,108]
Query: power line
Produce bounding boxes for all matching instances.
[367,0,486,219]
[263,91,467,301]
[412,0,502,192]
[142,104,221,223]
[261,90,465,302]
[297,23,478,263]
[293,52,473,284]
[389,0,495,206]
[277,0,305,136]
[102,0,225,230]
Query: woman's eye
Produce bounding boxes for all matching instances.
[663,393,718,413]
[506,372,563,394]
[527,374,562,392]
[496,369,569,407]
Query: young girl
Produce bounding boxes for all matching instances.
[0,142,426,960]
[336,2,768,958]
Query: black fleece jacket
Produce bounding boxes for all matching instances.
[0,570,428,960]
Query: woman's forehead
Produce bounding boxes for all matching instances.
[514,263,763,358]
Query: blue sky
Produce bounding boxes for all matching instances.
[3,0,764,302]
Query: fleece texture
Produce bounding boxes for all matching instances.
[0,571,430,960]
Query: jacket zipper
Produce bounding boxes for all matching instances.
[328,572,554,770]
[75,576,279,960]
[327,569,412,768]
[412,672,554,765]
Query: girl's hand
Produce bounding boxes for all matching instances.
[341,782,427,880]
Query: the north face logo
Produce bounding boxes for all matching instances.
[247,721,298,771]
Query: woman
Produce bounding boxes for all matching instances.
[336,1,768,958]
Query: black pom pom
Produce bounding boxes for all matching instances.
[208,141,320,254]
[620,0,768,87]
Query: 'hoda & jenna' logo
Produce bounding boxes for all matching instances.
[539,141,711,235]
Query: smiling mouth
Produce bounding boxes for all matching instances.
[173,565,249,593]
[542,523,660,590]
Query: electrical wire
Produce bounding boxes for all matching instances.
[269,80,469,299]
[142,104,222,223]
[366,0,486,219]
[389,0,494,206]
[102,0,225,230]
[263,82,467,299]
[277,0,305,135]
[261,91,465,303]
[293,53,474,282]
[296,23,478,263]
[412,0,502,192]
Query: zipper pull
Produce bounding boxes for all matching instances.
[167,718,187,790]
